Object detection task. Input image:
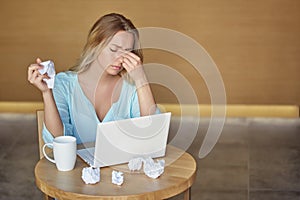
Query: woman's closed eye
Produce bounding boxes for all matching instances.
[110,48,118,52]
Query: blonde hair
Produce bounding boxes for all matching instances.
[70,13,143,78]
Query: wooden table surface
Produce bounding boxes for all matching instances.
[35,145,197,200]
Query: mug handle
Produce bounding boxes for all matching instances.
[42,143,55,163]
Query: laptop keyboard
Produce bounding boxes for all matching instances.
[77,147,95,167]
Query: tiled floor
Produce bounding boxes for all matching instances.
[0,113,299,200]
[0,114,42,200]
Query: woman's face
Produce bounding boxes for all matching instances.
[97,31,134,76]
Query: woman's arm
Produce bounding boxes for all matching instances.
[28,58,63,137]
[135,75,157,116]
[42,90,63,137]
[122,53,157,116]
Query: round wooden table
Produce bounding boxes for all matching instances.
[35,145,197,200]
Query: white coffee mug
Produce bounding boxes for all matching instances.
[43,136,77,171]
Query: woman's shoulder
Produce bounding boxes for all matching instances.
[54,71,77,89]
[55,71,77,83]
[56,71,76,78]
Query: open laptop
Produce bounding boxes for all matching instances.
[77,112,171,168]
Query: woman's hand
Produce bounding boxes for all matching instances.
[121,52,148,88]
[27,58,50,93]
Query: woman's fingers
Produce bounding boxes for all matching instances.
[27,65,38,82]
[28,58,44,81]
[124,52,141,65]
[121,52,141,71]
[27,63,47,84]
[28,70,40,84]
[120,52,149,85]
[27,58,50,92]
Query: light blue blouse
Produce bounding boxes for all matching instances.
[43,71,155,144]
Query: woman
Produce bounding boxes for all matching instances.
[27,13,159,144]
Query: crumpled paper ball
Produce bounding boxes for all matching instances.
[38,60,56,89]
[128,157,143,171]
[112,170,124,186]
[81,167,100,184]
[143,158,165,179]
[128,157,165,179]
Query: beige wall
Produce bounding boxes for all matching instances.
[1,0,299,106]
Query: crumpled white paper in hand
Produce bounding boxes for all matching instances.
[143,157,165,179]
[112,170,124,186]
[128,157,143,171]
[38,60,56,89]
[81,167,100,184]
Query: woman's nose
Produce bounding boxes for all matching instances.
[115,50,125,60]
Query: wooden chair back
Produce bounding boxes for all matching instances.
[37,110,45,159]
[36,110,55,200]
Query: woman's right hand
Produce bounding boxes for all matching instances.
[27,58,50,93]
